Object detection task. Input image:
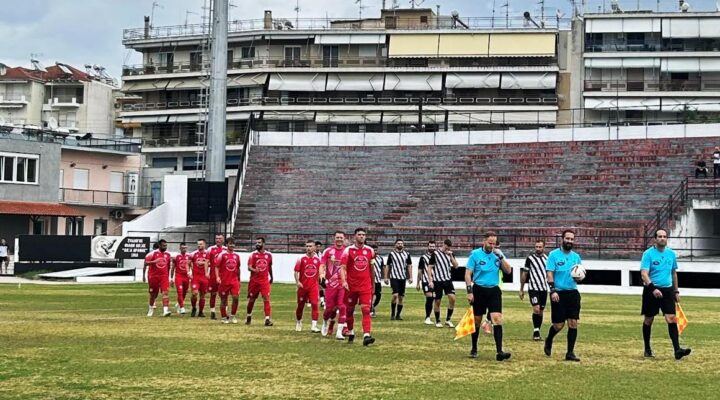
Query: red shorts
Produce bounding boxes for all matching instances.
[324,286,345,310]
[208,275,219,293]
[191,276,208,292]
[345,290,372,307]
[219,281,240,297]
[247,279,271,298]
[297,287,319,305]
[148,275,169,292]
[175,276,190,292]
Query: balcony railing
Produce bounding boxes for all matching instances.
[59,188,153,208]
[0,95,30,103]
[141,134,246,148]
[584,79,720,92]
[0,128,141,153]
[123,17,570,42]
[585,40,720,53]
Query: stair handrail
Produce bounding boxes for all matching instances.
[226,114,254,233]
[643,177,689,247]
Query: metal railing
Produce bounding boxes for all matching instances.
[585,40,720,53]
[226,115,255,232]
[123,16,570,42]
[0,129,141,153]
[584,79,720,92]
[59,188,154,208]
[141,134,245,148]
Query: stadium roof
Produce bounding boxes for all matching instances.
[0,200,83,217]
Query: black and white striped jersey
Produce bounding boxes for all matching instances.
[386,250,412,280]
[373,254,384,284]
[431,250,454,282]
[418,252,432,283]
[522,253,549,291]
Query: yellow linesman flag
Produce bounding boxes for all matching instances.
[676,303,688,335]
[454,307,476,340]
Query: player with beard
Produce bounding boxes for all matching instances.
[246,237,274,326]
[189,239,210,317]
[417,241,436,325]
[170,242,191,315]
[320,231,347,339]
[295,240,321,333]
[207,234,227,320]
[519,240,549,341]
[385,239,412,321]
[214,237,241,324]
[340,228,376,346]
[144,240,172,317]
[371,244,384,318]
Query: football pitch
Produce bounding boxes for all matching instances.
[0,283,718,400]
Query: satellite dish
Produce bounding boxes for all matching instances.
[48,117,59,130]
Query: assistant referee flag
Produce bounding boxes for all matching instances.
[454,308,476,340]
[676,303,688,335]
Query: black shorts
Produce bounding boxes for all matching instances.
[0,256,7,262]
[472,285,502,317]
[641,287,676,317]
[551,290,581,323]
[390,279,407,296]
[374,282,382,296]
[421,281,433,295]
[529,290,548,310]
[434,280,456,299]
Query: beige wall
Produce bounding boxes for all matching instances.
[60,149,141,191]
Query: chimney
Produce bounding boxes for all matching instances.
[144,16,151,38]
[264,10,273,29]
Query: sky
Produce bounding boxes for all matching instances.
[1,0,718,80]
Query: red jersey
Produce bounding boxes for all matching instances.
[216,251,241,284]
[294,254,321,289]
[173,253,191,277]
[248,250,273,282]
[341,245,375,292]
[190,249,211,277]
[207,245,226,277]
[146,249,172,278]
[322,246,346,289]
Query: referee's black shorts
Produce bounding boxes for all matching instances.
[421,281,433,295]
[528,290,548,310]
[472,285,502,317]
[374,282,382,297]
[551,289,581,324]
[434,280,455,300]
[390,278,407,296]
[641,287,676,317]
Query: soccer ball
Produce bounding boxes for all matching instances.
[571,265,586,282]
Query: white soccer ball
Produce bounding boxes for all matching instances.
[571,265,586,281]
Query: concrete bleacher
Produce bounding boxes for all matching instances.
[234,137,716,257]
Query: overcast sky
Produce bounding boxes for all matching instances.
[1,0,718,79]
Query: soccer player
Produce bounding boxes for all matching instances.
[315,240,325,308]
[640,229,692,360]
[144,240,172,317]
[170,242,191,315]
[214,237,241,324]
[0,238,9,274]
[207,234,227,320]
[295,240,321,333]
[417,241,436,325]
[384,239,412,320]
[246,237,274,326]
[319,231,347,339]
[340,228,376,346]
[189,239,210,317]
[432,239,458,328]
[544,229,583,362]
[519,240,549,341]
[371,244,384,318]
[465,231,512,361]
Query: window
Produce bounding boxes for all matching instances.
[241,47,255,58]
[151,157,177,169]
[158,52,174,68]
[94,219,108,236]
[227,49,234,68]
[0,152,39,184]
[284,46,301,61]
[358,45,377,57]
[110,172,124,192]
[226,155,241,170]
[420,15,428,24]
[323,45,339,67]
[73,168,89,190]
[65,217,84,236]
[190,51,203,71]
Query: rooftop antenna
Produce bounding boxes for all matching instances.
[356,0,368,19]
[492,0,496,28]
[185,10,199,27]
[409,0,425,8]
[391,0,400,10]
[150,1,163,28]
[30,54,46,72]
[294,0,300,27]
[556,9,565,27]
[502,0,510,28]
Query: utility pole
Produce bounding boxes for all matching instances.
[206,0,228,183]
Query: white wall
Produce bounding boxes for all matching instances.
[669,199,720,257]
[122,174,188,235]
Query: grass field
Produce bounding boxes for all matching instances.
[0,283,718,400]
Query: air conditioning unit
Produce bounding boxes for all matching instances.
[110,210,125,220]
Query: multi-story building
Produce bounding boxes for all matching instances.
[582,10,720,125]
[120,8,566,181]
[0,62,117,135]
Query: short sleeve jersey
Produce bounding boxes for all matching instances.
[207,245,227,276]
[373,254,384,284]
[546,248,582,291]
[216,251,241,284]
[248,250,273,283]
[190,249,211,277]
[466,248,502,287]
[322,246,346,289]
[295,254,321,289]
[418,252,432,283]
[146,250,172,278]
[640,246,678,288]
[173,253,191,277]
[341,245,375,292]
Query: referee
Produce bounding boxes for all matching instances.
[384,239,413,321]
[519,240,549,341]
[465,231,512,361]
[417,241,436,325]
[371,244,384,318]
[431,239,458,328]
[641,229,691,360]
[544,229,583,362]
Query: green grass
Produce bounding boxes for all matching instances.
[0,283,718,400]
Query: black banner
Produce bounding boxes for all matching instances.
[115,237,150,259]
[19,235,91,261]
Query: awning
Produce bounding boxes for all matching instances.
[446,73,500,89]
[488,33,555,57]
[584,58,660,69]
[325,73,384,91]
[587,18,661,33]
[660,18,720,38]
[121,80,170,92]
[227,73,268,87]
[388,34,439,58]
[661,98,720,112]
[268,73,326,92]
[661,58,720,72]
[501,73,557,90]
[316,34,386,44]
[438,34,490,57]
[384,73,442,91]
[165,78,208,90]
[382,112,441,124]
[260,111,315,120]
[584,98,661,110]
[315,112,382,123]
[0,200,83,217]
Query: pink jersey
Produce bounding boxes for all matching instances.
[146,250,172,278]
[295,254,321,289]
[216,251,241,284]
[322,246,346,289]
[173,253,191,277]
[207,245,226,278]
[341,245,375,292]
[248,250,273,283]
[190,249,211,277]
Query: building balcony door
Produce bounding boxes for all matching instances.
[323,46,339,67]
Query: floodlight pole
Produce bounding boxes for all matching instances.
[206,0,228,183]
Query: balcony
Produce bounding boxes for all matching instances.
[141,133,246,148]
[585,40,720,53]
[59,188,153,208]
[0,128,141,153]
[584,79,720,93]
[43,96,82,109]
[0,95,30,108]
